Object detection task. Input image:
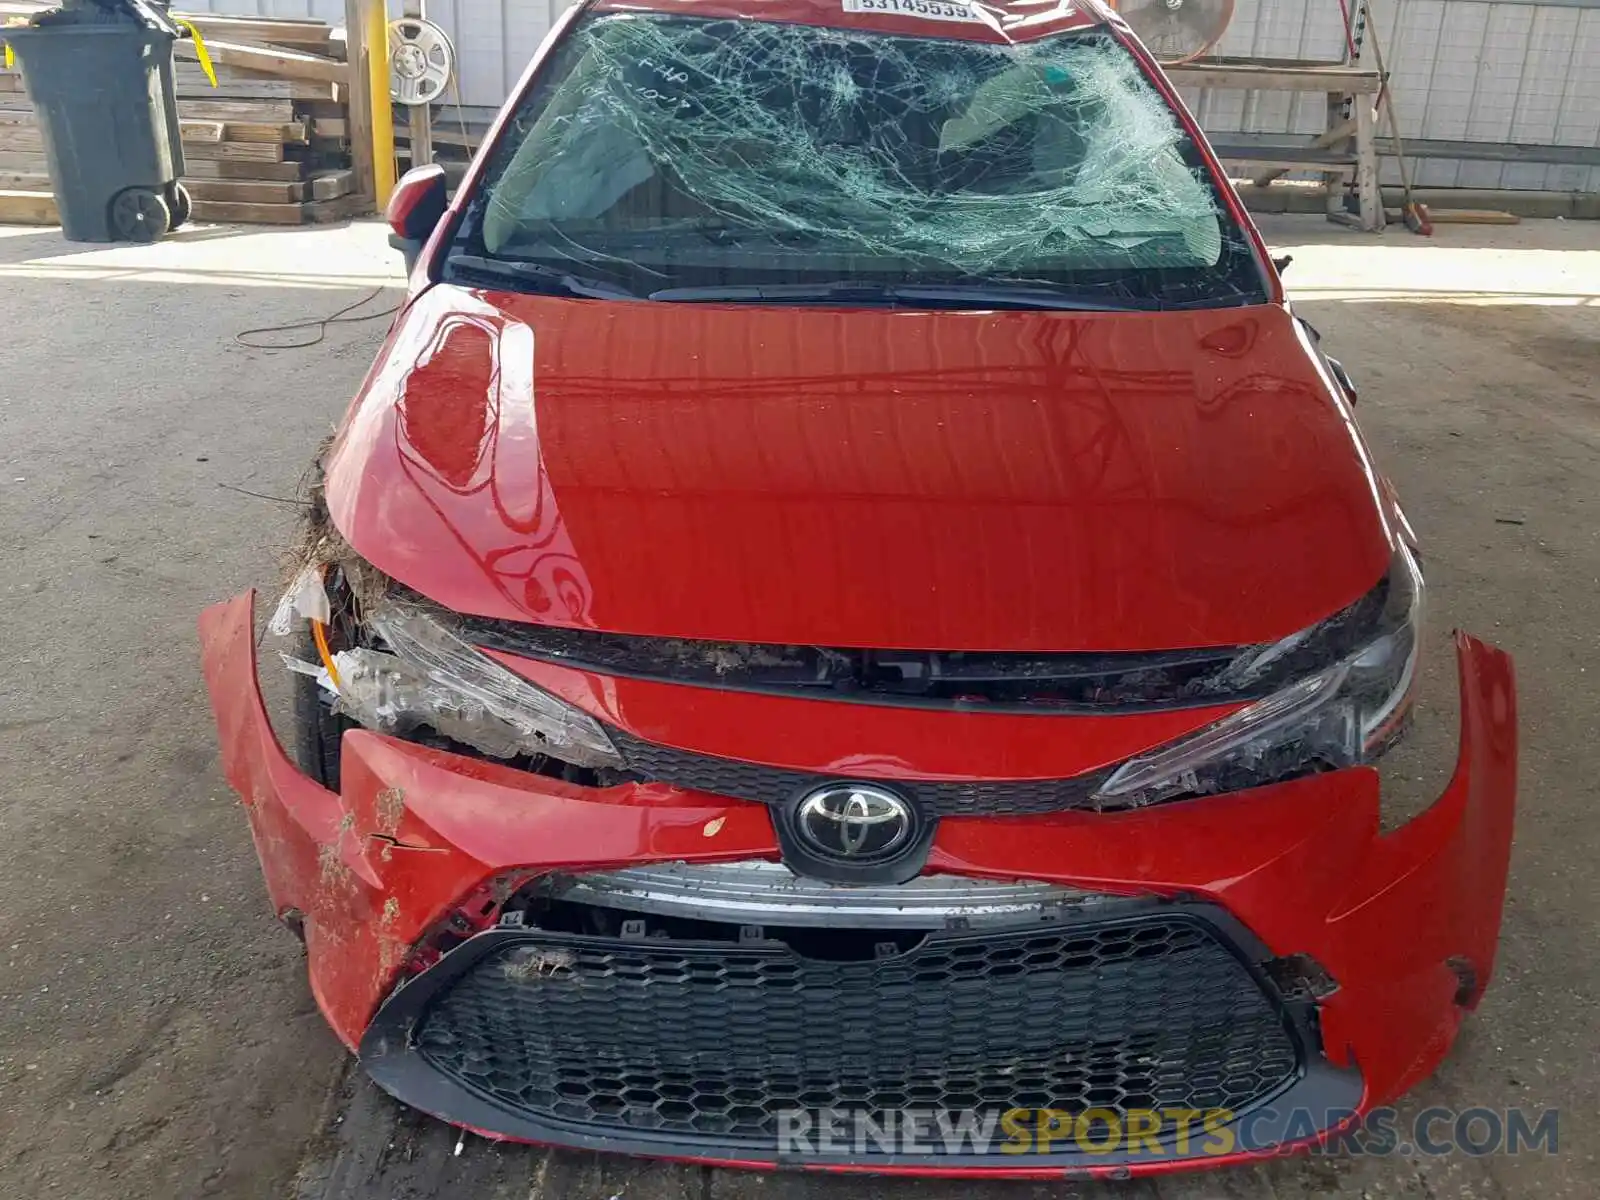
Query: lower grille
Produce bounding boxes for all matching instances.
[403,910,1302,1146]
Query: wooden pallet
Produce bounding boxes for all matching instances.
[0,170,49,191]
[181,118,310,145]
[181,140,288,163]
[0,149,47,173]
[183,169,352,205]
[0,122,43,154]
[191,194,361,226]
[0,14,361,229]
[175,14,340,57]
[0,187,56,223]
[174,62,343,102]
[0,93,46,177]
[179,98,297,123]
[182,158,307,183]
[0,176,355,226]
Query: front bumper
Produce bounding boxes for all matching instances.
[199,591,1517,1176]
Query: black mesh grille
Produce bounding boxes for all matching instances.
[607,726,1113,816]
[413,914,1300,1144]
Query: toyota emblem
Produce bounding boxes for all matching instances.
[794,784,915,861]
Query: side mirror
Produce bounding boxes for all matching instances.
[386,165,448,272]
[1326,356,1358,405]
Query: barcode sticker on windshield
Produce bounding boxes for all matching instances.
[842,0,987,23]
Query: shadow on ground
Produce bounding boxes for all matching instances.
[0,227,401,1200]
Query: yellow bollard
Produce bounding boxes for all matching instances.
[366,0,396,207]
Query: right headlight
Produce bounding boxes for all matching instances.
[330,602,623,770]
[1092,543,1423,808]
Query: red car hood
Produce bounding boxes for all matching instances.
[324,284,1391,652]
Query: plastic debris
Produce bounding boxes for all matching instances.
[279,653,335,696]
[268,565,332,636]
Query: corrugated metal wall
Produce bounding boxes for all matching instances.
[184,0,1600,191]
[421,0,569,109]
[179,0,347,18]
[1186,0,1600,191]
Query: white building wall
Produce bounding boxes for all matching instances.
[423,0,570,109]
[1185,0,1600,191]
[182,0,1600,191]
[177,0,348,18]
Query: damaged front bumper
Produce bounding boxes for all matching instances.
[199,591,1516,1176]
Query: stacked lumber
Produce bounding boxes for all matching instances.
[0,11,360,227]
[0,71,58,219]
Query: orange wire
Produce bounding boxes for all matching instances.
[312,619,343,690]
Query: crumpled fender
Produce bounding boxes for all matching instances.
[199,591,777,1045]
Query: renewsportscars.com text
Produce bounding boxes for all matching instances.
[775,1106,1559,1158]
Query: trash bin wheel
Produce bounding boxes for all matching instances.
[167,182,193,230]
[108,186,171,242]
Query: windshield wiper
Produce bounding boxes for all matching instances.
[647,281,1148,311]
[445,254,637,300]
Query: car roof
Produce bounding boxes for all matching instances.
[588,0,1112,44]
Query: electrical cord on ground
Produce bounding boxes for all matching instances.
[234,285,400,350]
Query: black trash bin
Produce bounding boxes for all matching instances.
[6,0,193,242]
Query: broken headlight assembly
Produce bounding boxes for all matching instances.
[316,602,622,770]
[1092,542,1424,807]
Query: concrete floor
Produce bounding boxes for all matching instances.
[0,215,1595,1199]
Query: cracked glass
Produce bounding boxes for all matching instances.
[451,13,1266,309]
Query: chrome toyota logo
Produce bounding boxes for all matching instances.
[795,784,915,860]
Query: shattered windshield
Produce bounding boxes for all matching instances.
[451,13,1266,308]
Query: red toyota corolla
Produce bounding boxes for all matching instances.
[199,0,1516,1176]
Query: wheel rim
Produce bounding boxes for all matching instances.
[388,17,454,106]
[110,189,167,240]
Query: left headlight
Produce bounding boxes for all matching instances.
[1092,543,1423,808]
[331,603,623,770]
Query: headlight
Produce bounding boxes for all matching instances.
[330,603,623,769]
[1092,543,1423,808]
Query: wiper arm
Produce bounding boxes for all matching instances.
[445,254,637,300]
[886,284,1149,312]
[648,281,1146,311]
[648,282,897,305]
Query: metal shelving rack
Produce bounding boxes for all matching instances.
[1169,58,1387,231]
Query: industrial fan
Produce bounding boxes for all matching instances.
[1113,0,1235,64]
